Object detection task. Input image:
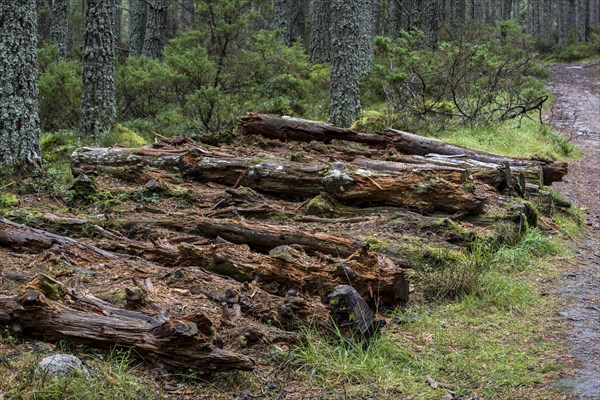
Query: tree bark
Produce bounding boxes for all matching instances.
[0,0,42,170]
[329,0,361,127]
[309,0,331,63]
[50,0,70,59]
[80,0,116,139]
[143,0,168,59]
[0,274,255,373]
[71,146,488,214]
[129,0,147,55]
[180,0,195,30]
[236,113,568,185]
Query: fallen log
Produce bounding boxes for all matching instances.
[177,243,409,306]
[236,113,567,185]
[0,217,117,262]
[0,274,255,373]
[72,147,487,214]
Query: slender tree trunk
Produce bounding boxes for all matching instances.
[50,0,69,59]
[512,0,520,22]
[566,0,577,42]
[309,0,331,63]
[290,0,308,45]
[424,0,439,46]
[500,0,512,20]
[527,0,540,37]
[539,0,552,41]
[114,0,122,48]
[357,0,374,75]
[576,0,589,40]
[36,0,53,44]
[329,0,361,128]
[180,0,195,30]
[80,0,116,139]
[143,0,168,59]
[128,0,146,55]
[0,1,42,170]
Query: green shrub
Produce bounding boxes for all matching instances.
[39,59,82,131]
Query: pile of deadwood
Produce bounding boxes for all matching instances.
[0,113,567,373]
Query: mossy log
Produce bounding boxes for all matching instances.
[236,113,567,185]
[0,274,255,373]
[72,147,487,214]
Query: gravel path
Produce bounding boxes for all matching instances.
[548,62,600,399]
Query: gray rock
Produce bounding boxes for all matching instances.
[35,354,90,379]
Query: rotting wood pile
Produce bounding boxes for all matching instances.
[0,113,568,373]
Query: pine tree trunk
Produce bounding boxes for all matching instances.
[143,0,168,59]
[114,0,122,48]
[539,0,552,41]
[180,0,195,30]
[290,0,308,45]
[512,0,520,22]
[576,0,589,41]
[357,0,374,75]
[50,0,69,59]
[309,0,331,63]
[0,1,42,170]
[567,0,577,42]
[329,0,361,128]
[128,0,146,55]
[80,0,116,139]
[424,0,439,45]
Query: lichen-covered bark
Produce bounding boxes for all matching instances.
[0,1,42,170]
[576,0,589,41]
[143,0,168,59]
[50,0,69,59]
[114,0,122,47]
[357,0,374,74]
[329,0,361,128]
[180,0,195,30]
[309,0,331,62]
[80,0,116,139]
[128,0,146,55]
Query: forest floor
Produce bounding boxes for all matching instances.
[0,65,596,400]
[548,62,600,399]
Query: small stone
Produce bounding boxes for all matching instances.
[36,354,90,379]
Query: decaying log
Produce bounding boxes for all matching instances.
[0,217,117,262]
[72,147,487,214]
[0,217,330,327]
[236,113,567,185]
[176,243,409,306]
[0,274,254,373]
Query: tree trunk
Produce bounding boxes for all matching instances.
[357,0,375,74]
[236,113,568,185]
[143,0,168,59]
[80,0,116,139]
[180,0,195,30]
[50,0,70,59]
[114,0,122,48]
[329,0,361,127]
[128,0,147,55]
[309,0,331,63]
[71,146,488,214]
[577,0,589,41]
[0,0,42,170]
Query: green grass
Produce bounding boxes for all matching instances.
[0,344,161,400]
[437,118,580,160]
[288,226,569,399]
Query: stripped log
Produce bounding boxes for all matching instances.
[236,113,567,185]
[0,274,254,373]
[72,147,487,214]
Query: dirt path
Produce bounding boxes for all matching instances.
[548,63,600,399]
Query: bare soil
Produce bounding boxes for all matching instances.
[549,62,600,399]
